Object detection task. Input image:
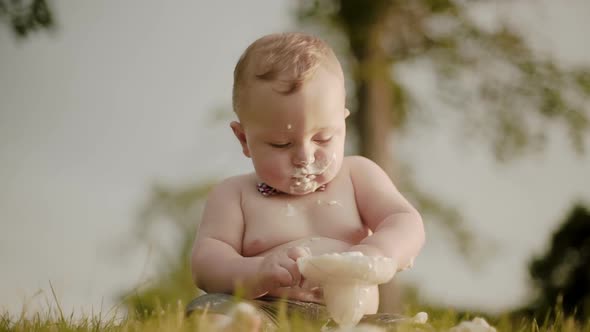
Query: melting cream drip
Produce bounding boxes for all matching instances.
[297,252,397,327]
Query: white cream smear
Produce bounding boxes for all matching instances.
[284,203,296,217]
[297,252,397,327]
[316,199,343,207]
[289,153,336,194]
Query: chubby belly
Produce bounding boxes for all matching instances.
[256,237,380,314]
[258,236,352,257]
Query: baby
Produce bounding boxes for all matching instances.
[188,32,425,329]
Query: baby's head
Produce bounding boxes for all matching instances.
[230,32,349,195]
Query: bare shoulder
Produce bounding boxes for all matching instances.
[343,155,379,167]
[206,173,256,200]
[343,156,416,229]
[343,155,393,193]
[343,155,386,177]
[198,173,256,246]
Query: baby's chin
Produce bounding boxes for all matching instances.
[288,185,321,196]
[263,179,325,196]
[287,174,334,195]
[260,169,338,196]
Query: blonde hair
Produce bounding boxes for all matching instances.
[232,32,342,114]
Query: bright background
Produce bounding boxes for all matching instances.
[1,0,589,316]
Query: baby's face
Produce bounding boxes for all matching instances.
[233,65,348,195]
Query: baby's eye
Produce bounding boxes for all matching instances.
[314,137,333,144]
[269,142,291,148]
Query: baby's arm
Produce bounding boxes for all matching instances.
[348,156,425,270]
[191,177,263,296]
[191,177,306,298]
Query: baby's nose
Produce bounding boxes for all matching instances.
[292,146,316,166]
[293,155,315,167]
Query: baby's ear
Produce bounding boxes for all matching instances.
[344,108,350,118]
[230,121,251,158]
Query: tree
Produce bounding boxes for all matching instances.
[298,0,590,164]
[526,204,590,320]
[0,0,53,38]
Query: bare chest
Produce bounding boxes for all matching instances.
[240,177,367,256]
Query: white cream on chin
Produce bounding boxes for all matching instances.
[289,153,336,194]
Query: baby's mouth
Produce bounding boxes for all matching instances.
[289,154,335,194]
[290,173,322,194]
[291,174,316,184]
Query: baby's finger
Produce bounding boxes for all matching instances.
[300,277,320,290]
[286,246,311,261]
[272,266,293,289]
[278,259,301,287]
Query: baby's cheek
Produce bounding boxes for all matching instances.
[254,158,287,183]
[314,149,334,166]
[319,149,343,179]
[324,160,341,181]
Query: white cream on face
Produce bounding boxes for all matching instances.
[289,153,336,194]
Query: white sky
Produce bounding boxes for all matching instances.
[0,0,589,317]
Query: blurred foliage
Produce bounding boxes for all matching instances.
[297,0,590,159]
[522,203,590,320]
[121,240,200,319]
[0,0,53,38]
[118,183,213,316]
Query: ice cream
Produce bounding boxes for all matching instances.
[297,252,398,327]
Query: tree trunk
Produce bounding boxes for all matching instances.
[356,62,395,176]
[350,9,402,314]
[352,5,397,177]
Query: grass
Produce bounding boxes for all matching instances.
[1,283,588,332]
[2,299,590,332]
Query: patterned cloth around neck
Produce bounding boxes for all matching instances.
[256,182,327,197]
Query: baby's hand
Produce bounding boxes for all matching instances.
[346,244,384,257]
[256,246,311,292]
